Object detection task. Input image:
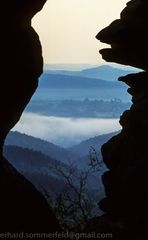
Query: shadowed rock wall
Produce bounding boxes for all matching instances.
[0,0,61,233]
[96,0,148,239]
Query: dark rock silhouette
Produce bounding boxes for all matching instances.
[0,0,61,233]
[95,0,148,239]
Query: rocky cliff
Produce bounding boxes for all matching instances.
[95,0,148,239]
[0,0,61,233]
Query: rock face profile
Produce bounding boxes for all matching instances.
[0,0,61,233]
[96,0,148,239]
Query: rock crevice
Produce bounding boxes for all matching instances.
[96,0,148,239]
[0,0,60,232]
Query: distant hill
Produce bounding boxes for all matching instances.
[4,131,118,194]
[4,145,104,199]
[79,65,138,81]
[4,145,66,173]
[3,145,68,197]
[5,131,119,172]
[31,65,133,102]
[26,99,131,118]
[5,131,78,164]
[44,65,139,81]
[69,131,120,157]
[6,130,120,164]
[44,64,96,71]
[39,73,126,89]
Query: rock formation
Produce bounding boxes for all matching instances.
[0,0,61,233]
[95,0,148,239]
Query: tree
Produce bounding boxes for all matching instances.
[46,149,103,232]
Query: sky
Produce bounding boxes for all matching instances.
[32,0,128,66]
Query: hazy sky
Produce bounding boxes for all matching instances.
[32,0,128,65]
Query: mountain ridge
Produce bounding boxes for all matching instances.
[69,131,120,157]
[5,131,77,164]
[44,65,139,81]
[39,73,126,89]
[6,130,119,164]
